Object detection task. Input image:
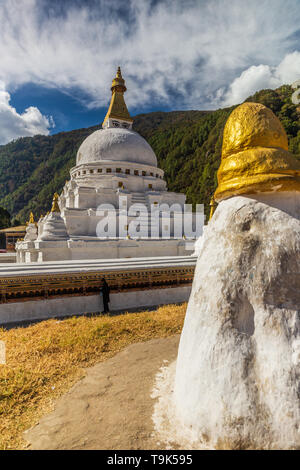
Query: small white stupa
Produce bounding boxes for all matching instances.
[16,68,194,262]
[154,103,300,450]
[24,212,37,241]
[39,193,68,241]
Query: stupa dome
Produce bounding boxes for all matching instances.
[214,102,300,202]
[76,127,158,167]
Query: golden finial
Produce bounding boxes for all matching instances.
[51,193,60,213]
[209,197,217,220]
[29,212,35,224]
[116,66,122,78]
[214,102,300,202]
[102,67,133,128]
[111,66,126,91]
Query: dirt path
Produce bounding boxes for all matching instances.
[24,335,180,450]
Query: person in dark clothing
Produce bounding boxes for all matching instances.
[100,277,110,313]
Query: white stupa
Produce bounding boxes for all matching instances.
[16,68,193,262]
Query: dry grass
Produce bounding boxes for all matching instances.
[0,303,187,450]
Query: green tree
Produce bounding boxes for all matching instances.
[0,207,10,229]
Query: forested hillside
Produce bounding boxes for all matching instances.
[0,85,299,224]
[0,207,10,229]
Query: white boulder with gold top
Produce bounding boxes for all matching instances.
[160,103,300,450]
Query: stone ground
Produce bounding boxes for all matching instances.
[24,335,180,450]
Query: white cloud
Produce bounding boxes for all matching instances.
[0,0,299,117]
[0,81,53,144]
[221,51,300,106]
[221,65,281,106]
[276,51,300,84]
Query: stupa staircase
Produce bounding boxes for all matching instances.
[130,193,159,238]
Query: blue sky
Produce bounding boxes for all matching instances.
[0,0,300,143]
[9,82,170,134]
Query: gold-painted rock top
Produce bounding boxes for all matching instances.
[214,102,300,202]
[222,103,288,158]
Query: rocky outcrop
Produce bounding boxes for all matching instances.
[174,194,300,450]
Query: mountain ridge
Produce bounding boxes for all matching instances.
[0,85,299,224]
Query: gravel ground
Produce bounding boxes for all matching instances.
[24,335,180,450]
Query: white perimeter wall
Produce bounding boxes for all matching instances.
[0,253,16,263]
[0,286,191,325]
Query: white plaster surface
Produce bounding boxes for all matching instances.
[17,237,193,262]
[0,253,16,263]
[155,194,300,450]
[39,212,68,241]
[76,127,157,167]
[0,295,103,325]
[192,226,207,256]
[151,361,209,450]
[0,255,196,277]
[24,222,37,241]
[0,286,191,325]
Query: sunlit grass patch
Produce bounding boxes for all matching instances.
[0,303,187,450]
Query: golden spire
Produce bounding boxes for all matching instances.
[51,193,60,213]
[29,212,35,224]
[102,67,133,128]
[214,102,300,202]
